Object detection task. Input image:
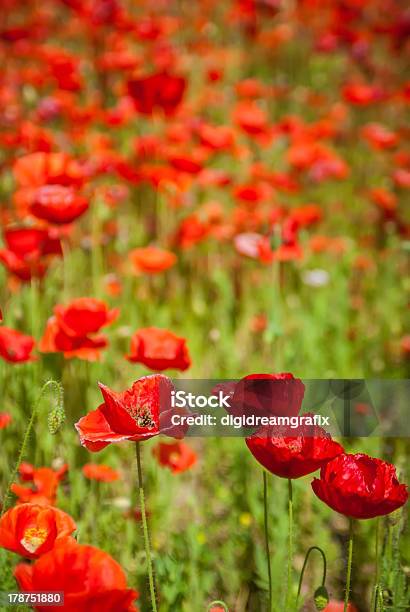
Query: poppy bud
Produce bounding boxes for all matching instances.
[314,586,329,610]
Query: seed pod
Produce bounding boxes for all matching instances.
[314,586,329,610]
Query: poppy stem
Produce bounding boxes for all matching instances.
[135,442,158,612]
[286,478,294,609]
[263,471,273,612]
[296,545,327,605]
[1,379,64,516]
[344,519,354,612]
[371,517,381,611]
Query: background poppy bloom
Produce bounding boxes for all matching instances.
[324,603,358,612]
[0,503,76,559]
[153,441,197,474]
[312,453,408,519]
[14,537,138,611]
[75,374,184,452]
[40,298,118,360]
[0,327,36,363]
[11,464,68,506]
[0,412,12,429]
[246,421,344,479]
[127,71,186,115]
[126,327,191,371]
[129,246,177,274]
[82,464,120,482]
[30,184,89,225]
[230,373,305,419]
[0,227,62,281]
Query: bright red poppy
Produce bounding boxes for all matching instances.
[324,601,358,612]
[0,503,76,559]
[129,246,177,274]
[127,71,186,115]
[30,185,89,225]
[75,374,186,452]
[246,420,344,479]
[0,327,36,363]
[126,327,191,371]
[152,441,197,474]
[11,464,68,506]
[82,464,121,482]
[14,537,138,612]
[0,412,12,429]
[13,152,84,189]
[312,453,408,519]
[0,227,62,281]
[40,298,118,361]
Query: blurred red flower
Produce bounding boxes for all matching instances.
[14,537,138,612]
[11,463,68,506]
[13,152,84,189]
[0,412,12,429]
[246,419,344,479]
[0,227,62,281]
[75,374,186,452]
[324,601,358,611]
[30,185,89,225]
[127,71,186,116]
[40,298,118,361]
[82,463,120,482]
[312,453,408,519]
[126,327,191,372]
[0,503,76,559]
[129,246,177,274]
[153,441,197,474]
[0,327,36,363]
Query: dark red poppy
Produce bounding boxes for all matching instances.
[152,441,197,474]
[82,464,120,482]
[127,72,186,116]
[14,537,138,612]
[312,453,408,519]
[0,327,36,363]
[246,419,344,479]
[0,227,62,281]
[75,374,186,452]
[126,327,191,372]
[11,464,68,506]
[0,503,76,559]
[30,185,89,225]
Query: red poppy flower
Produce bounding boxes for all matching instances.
[30,185,89,225]
[227,373,305,419]
[11,464,68,506]
[0,503,76,559]
[152,441,197,474]
[40,298,118,361]
[82,464,121,482]
[126,327,191,372]
[129,247,177,274]
[14,537,138,612]
[13,152,84,189]
[246,419,344,479]
[0,227,62,281]
[312,453,408,519]
[0,412,12,429]
[75,374,186,452]
[127,71,186,116]
[0,327,36,364]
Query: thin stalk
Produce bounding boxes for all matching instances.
[286,478,294,609]
[344,519,354,612]
[263,471,273,612]
[135,442,158,612]
[371,517,381,611]
[296,545,327,605]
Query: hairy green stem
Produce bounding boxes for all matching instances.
[371,517,381,611]
[344,519,354,612]
[263,471,273,612]
[135,442,158,612]
[286,478,294,609]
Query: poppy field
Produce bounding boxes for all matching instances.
[0,1,409,611]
